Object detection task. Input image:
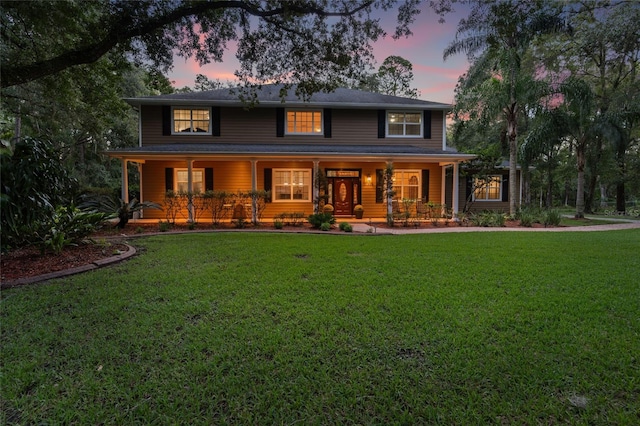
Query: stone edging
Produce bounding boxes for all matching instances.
[1,243,137,289]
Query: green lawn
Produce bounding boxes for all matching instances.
[2,230,639,424]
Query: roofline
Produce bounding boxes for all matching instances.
[123,98,453,111]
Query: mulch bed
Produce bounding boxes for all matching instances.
[1,240,129,282]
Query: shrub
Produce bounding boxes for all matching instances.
[37,206,108,254]
[158,221,171,232]
[308,212,336,229]
[470,211,506,227]
[1,137,78,250]
[519,211,535,227]
[320,222,331,231]
[274,219,284,229]
[542,209,562,227]
[80,195,162,229]
[339,222,353,232]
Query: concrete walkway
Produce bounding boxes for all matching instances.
[351,220,640,235]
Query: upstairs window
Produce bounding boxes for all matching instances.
[473,176,501,201]
[173,108,211,134]
[387,111,422,137]
[286,110,323,135]
[273,169,312,201]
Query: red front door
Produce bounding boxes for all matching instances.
[333,178,353,215]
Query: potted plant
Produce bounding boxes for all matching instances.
[323,204,334,215]
[354,204,364,219]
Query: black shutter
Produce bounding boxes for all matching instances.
[377,110,386,138]
[264,168,272,202]
[501,173,509,202]
[211,107,221,136]
[423,110,432,139]
[422,169,430,201]
[323,108,332,138]
[165,168,174,191]
[162,106,171,136]
[276,108,285,137]
[375,169,384,203]
[205,168,214,191]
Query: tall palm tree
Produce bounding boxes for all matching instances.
[444,0,565,216]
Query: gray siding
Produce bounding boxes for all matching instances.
[141,106,444,150]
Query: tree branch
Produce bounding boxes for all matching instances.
[1,0,375,88]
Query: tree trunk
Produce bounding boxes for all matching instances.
[616,182,625,213]
[508,131,518,216]
[575,142,586,218]
[615,142,627,213]
[599,182,608,209]
[546,166,553,208]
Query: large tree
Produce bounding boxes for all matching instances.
[376,55,420,98]
[536,1,640,213]
[0,0,447,94]
[444,0,565,216]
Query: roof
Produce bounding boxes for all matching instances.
[124,84,452,110]
[106,143,475,163]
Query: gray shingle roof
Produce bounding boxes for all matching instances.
[125,84,452,110]
[107,143,474,161]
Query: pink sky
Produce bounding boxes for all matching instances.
[168,3,470,104]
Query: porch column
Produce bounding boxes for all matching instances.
[441,166,447,207]
[137,163,143,218]
[386,161,394,218]
[187,159,194,222]
[121,159,129,203]
[452,162,459,220]
[251,160,258,224]
[313,160,319,213]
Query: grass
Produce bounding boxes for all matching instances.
[2,230,639,424]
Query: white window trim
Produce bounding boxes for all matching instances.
[386,111,423,138]
[273,168,312,202]
[171,107,212,135]
[285,109,324,135]
[393,169,422,200]
[473,175,502,201]
[175,168,205,194]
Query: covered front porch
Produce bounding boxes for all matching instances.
[107,144,475,223]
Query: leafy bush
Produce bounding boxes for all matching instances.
[339,222,353,232]
[470,211,506,227]
[158,221,171,232]
[80,195,162,228]
[518,211,536,227]
[37,206,108,254]
[320,222,331,231]
[273,219,284,229]
[308,212,336,229]
[1,137,77,250]
[542,209,562,227]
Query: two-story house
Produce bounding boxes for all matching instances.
[107,85,475,221]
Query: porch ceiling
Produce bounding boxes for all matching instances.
[105,143,476,163]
